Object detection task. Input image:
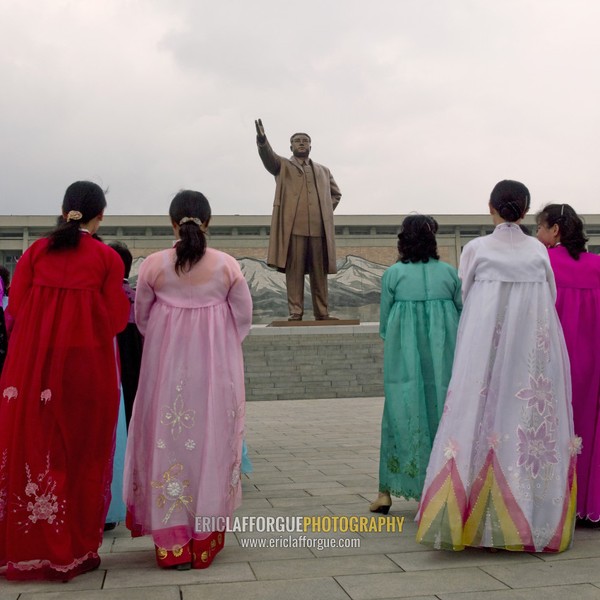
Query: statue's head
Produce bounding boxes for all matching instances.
[290,133,311,159]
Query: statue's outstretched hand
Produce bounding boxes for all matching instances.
[255,118,266,144]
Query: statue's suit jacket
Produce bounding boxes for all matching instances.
[258,139,342,274]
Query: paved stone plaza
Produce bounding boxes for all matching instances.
[1,397,600,599]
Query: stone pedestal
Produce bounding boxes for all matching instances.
[243,322,383,400]
[268,319,360,327]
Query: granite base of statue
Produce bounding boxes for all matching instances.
[268,318,360,327]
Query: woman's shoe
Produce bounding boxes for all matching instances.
[369,492,392,514]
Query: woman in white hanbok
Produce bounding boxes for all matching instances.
[416,180,578,553]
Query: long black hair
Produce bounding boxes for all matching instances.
[169,190,211,275]
[109,242,133,278]
[397,215,439,263]
[47,181,107,251]
[490,180,530,222]
[536,203,588,260]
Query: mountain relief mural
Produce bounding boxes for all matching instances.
[131,255,386,324]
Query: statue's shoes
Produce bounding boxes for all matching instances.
[316,315,339,321]
[288,314,303,321]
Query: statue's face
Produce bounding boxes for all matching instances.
[290,135,311,158]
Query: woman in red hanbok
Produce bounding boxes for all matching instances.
[0,181,129,581]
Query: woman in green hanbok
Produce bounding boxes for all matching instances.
[370,215,462,513]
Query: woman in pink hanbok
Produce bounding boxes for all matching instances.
[537,203,600,525]
[416,180,578,553]
[124,191,252,569]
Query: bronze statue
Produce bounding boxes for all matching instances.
[255,118,342,321]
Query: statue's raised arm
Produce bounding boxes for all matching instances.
[255,118,280,176]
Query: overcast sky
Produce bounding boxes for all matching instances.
[1,0,598,217]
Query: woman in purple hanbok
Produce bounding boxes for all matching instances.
[124,191,252,570]
[537,203,600,525]
[0,267,9,375]
[109,242,143,430]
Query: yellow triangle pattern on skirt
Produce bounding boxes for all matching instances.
[416,449,576,552]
